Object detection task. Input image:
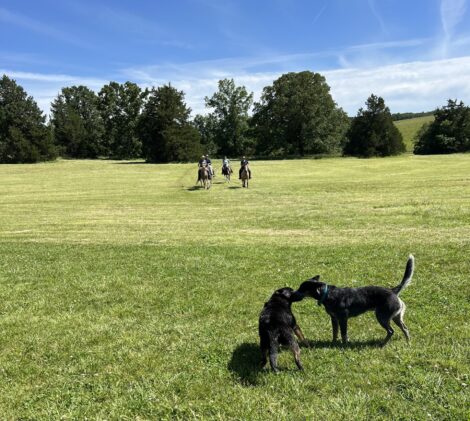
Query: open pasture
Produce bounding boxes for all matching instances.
[0,156,469,419]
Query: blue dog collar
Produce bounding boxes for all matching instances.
[318,284,329,306]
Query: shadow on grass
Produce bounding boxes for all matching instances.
[228,186,242,189]
[228,342,263,386]
[113,161,149,165]
[186,185,205,191]
[301,338,383,349]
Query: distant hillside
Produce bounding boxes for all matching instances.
[394,115,434,152]
[392,111,434,121]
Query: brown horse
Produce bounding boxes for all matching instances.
[222,165,232,182]
[241,164,249,188]
[198,166,211,189]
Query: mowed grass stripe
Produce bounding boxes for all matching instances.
[0,156,469,419]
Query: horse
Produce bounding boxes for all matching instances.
[240,164,249,188]
[222,164,232,182]
[198,166,211,189]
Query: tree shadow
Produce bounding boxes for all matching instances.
[228,342,263,386]
[113,161,150,165]
[300,338,383,349]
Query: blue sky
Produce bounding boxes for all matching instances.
[1,0,470,115]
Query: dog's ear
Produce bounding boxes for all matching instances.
[275,288,292,299]
[309,275,320,282]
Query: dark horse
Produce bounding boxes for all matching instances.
[222,164,232,182]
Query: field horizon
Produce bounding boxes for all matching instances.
[0,155,468,419]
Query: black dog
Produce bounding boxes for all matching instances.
[259,287,306,372]
[293,255,414,346]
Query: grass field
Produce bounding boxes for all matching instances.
[394,115,434,151]
[0,156,469,419]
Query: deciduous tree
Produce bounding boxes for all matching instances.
[51,86,105,158]
[344,94,405,157]
[0,75,56,163]
[98,81,146,159]
[139,84,201,162]
[252,71,349,157]
[205,79,253,156]
[414,99,470,155]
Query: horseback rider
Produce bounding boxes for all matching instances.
[197,155,209,182]
[239,156,252,179]
[222,156,230,173]
[198,155,207,167]
[205,155,214,178]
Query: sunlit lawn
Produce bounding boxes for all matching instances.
[0,155,468,419]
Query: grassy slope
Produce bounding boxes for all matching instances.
[0,157,469,419]
[394,115,434,152]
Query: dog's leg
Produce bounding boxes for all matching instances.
[393,301,410,343]
[260,335,270,368]
[289,340,303,371]
[260,347,268,369]
[269,342,279,373]
[293,325,308,346]
[393,314,410,343]
[339,317,349,344]
[331,317,339,342]
[376,311,395,347]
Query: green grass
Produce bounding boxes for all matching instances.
[0,156,469,419]
[394,115,434,151]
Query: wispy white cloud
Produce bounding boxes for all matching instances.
[312,2,328,24]
[0,7,89,48]
[4,42,470,118]
[122,55,470,116]
[0,69,108,116]
[439,0,467,57]
[367,0,387,35]
[441,0,467,36]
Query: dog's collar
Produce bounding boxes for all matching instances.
[318,284,329,306]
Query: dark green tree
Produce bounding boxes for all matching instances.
[139,84,201,162]
[205,79,254,156]
[193,113,218,156]
[344,94,405,157]
[414,100,470,154]
[51,86,105,158]
[98,81,146,159]
[0,75,56,163]
[252,71,349,157]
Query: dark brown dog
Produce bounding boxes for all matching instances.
[259,287,306,372]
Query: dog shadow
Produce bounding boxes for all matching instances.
[301,338,383,349]
[228,342,263,386]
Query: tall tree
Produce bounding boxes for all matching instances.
[51,86,105,158]
[205,79,253,156]
[414,99,470,155]
[98,81,146,159]
[193,113,218,156]
[252,71,349,157]
[139,84,201,162]
[344,94,405,157]
[0,75,56,163]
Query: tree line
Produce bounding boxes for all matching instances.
[1,72,468,164]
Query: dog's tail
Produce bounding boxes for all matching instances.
[392,254,414,295]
